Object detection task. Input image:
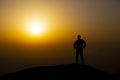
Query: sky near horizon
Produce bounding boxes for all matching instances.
[0,0,120,75]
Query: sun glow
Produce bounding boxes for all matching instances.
[28,21,45,36]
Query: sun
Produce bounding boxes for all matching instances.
[28,21,44,36]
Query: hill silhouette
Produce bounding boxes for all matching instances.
[1,64,110,80]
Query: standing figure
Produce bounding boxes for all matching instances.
[73,35,86,64]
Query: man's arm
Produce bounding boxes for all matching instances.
[73,41,77,49]
[83,40,86,48]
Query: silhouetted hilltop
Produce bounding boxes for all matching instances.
[1,64,109,80]
[110,73,120,80]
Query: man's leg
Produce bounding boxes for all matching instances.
[76,52,79,64]
[80,51,84,64]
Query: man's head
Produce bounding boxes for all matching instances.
[77,35,81,40]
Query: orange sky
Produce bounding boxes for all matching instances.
[0,0,120,75]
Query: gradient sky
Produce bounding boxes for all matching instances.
[0,0,120,75]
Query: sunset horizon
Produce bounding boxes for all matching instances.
[0,0,120,76]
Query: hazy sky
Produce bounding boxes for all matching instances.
[0,0,120,75]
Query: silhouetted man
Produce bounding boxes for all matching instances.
[73,35,86,64]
